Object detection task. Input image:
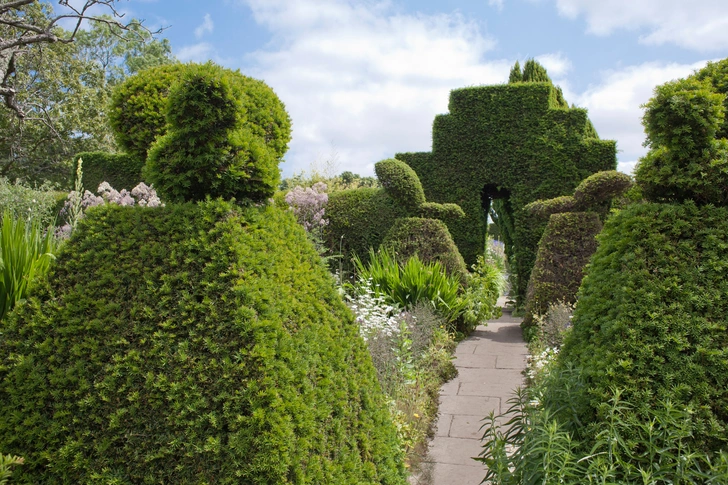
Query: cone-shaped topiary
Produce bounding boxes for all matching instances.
[508,60,523,83]
[144,63,291,203]
[0,201,406,484]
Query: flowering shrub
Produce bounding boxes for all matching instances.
[57,181,163,239]
[284,182,328,232]
[346,278,401,341]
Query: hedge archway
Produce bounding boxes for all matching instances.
[396,61,616,306]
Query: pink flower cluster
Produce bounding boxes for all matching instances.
[285,182,329,232]
[56,181,164,239]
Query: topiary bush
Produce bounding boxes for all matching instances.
[522,212,602,336]
[0,200,406,484]
[558,201,728,451]
[572,170,633,214]
[108,63,188,161]
[523,195,576,219]
[374,159,426,213]
[325,159,467,268]
[71,152,145,193]
[380,217,467,283]
[144,62,291,203]
[635,76,728,206]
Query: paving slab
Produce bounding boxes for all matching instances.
[420,303,527,485]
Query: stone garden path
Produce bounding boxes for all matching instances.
[413,297,528,484]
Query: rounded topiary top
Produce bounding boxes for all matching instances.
[573,170,633,209]
[144,62,291,203]
[636,74,728,206]
[109,63,188,161]
[375,158,426,213]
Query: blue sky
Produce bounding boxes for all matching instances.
[116,0,728,178]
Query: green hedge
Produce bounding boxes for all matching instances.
[374,158,425,213]
[558,202,728,451]
[72,151,145,193]
[522,212,602,331]
[380,217,467,283]
[396,67,615,307]
[325,188,409,264]
[0,201,405,484]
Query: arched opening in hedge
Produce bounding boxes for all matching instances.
[396,80,616,307]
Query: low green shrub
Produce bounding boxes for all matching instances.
[0,201,405,484]
[70,152,145,194]
[380,217,467,283]
[0,178,61,228]
[458,255,504,335]
[0,211,59,323]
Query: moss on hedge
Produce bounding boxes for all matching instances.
[396,68,615,306]
[559,202,728,451]
[71,151,145,193]
[381,217,468,283]
[0,201,406,484]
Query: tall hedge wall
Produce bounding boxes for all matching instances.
[0,201,405,484]
[71,151,145,193]
[396,80,615,306]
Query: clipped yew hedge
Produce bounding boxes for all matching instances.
[523,212,602,332]
[381,217,467,282]
[396,62,616,306]
[559,202,728,450]
[0,201,406,484]
[71,152,145,193]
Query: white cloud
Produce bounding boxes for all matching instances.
[552,0,728,51]
[488,0,504,11]
[535,52,572,78]
[570,60,710,174]
[176,42,214,62]
[238,0,518,176]
[195,13,214,39]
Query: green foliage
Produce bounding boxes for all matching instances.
[108,63,188,160]
[0,211,59,323]
[0,201,406,484]
[523,212,602,333]
[636,71,728,206]
[479,381,728,484]
[0,454,23,485]
[559,202,728,451]
[0,178,61,228]
[325,188,409,265]
[642,78,724,158]
[71,152,144,193]
[417,202,464,226]
[694,58,728,139]
[380,217,467,283]
[572,170,633,211]
[145,62,291,203]
[374,158,426,213]
[354,249,466,326]
[521,59,551,83]
[508,60,522,83]
[523,196,576,218]
[458,255,504,334]
[396,75,615,307]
